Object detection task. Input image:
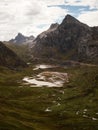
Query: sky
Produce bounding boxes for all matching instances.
[0,0,98,41]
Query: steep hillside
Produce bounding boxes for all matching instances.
[5,43,32,62]
[31,15,98,64]
[0,41,27,68]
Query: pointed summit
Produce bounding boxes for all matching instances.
[60,14,89,29]
[17,33,24,37]
[9,33,34,44]
[14,33,26,43]
[65,14,77,20]
[61,14,80,25]
[16,33,26,39]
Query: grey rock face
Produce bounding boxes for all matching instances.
[31,14,98,63]
[9,33,35,45]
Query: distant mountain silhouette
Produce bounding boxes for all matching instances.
[9,33,35,45]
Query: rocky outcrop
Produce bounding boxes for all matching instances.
[31,15,98,64]
[0,41,27,69]
[9,33,35,45]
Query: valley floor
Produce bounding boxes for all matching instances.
[0,64,98,130]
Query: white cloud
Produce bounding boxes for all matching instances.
[64,0,98,27]
[78,10,98,26]
[0,0,98,41]
[0,0,67,41]
[38,0,65,5]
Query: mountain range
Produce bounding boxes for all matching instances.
[1,14,98,69]
[31,15,98,64]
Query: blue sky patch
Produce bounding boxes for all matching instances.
[37,24,49,29]
[48,5,98,17]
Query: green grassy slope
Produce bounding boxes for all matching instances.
[5,43,31,62]
[0,65,98,130]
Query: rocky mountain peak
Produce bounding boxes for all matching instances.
[60,14,90,30]
[9,33,35,44]
[17,33,25,38]
[31,14,98,64]
[15,33,26,42]
[49,23,59,30]
[61,14,80,24]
